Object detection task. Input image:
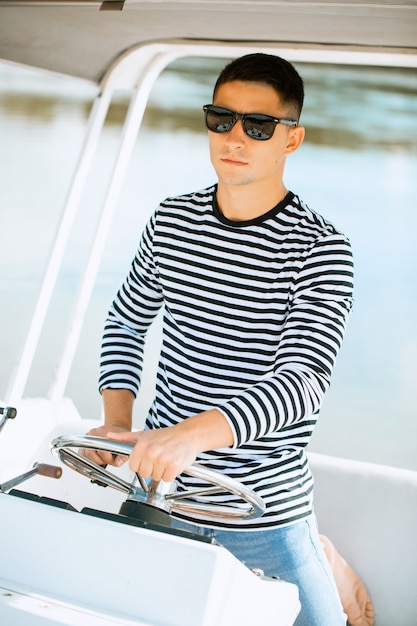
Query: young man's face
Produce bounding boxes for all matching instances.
[208,80,304,190]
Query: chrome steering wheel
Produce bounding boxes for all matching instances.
[50,435,265,523]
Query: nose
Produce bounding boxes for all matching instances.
[224,119,247,146]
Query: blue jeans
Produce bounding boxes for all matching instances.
[172,514,346,626]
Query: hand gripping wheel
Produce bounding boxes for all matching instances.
[51,435,265,525]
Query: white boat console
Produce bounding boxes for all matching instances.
[0,422,300,626]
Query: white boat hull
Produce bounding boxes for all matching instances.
[0,487,300,626]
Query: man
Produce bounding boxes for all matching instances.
[86,53,372,625]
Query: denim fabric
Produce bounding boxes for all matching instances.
[172,514,347,626]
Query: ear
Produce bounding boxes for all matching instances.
[284,125,305,155]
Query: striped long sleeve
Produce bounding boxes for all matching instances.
[99,186,353,529]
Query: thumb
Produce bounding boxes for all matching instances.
[107,430,141,444]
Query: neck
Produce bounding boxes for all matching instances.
[216,181,288,222]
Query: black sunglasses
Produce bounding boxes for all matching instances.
[203,105,298,141]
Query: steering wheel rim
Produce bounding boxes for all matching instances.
[50,434,266,522]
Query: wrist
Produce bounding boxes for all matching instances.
[104,422,130,431]
[177,408,234,454]
[102,388,134,431]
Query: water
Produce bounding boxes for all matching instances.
[1,58,416,470]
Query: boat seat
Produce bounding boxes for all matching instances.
[309,451,417,626]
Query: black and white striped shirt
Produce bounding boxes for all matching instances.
[99,186,354,529]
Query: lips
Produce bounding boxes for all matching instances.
[220,156,247,166]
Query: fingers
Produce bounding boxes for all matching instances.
[107,431,153,476]
[81,425,131,467]
[80,447,125,467]
[107,431,141,444]
[106,428,197,482]
[105,430,142,470]
[109,431,162,477]
[129,445,180,482]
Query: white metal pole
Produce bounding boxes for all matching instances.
[49,52,176,402]
[6,89,112,405]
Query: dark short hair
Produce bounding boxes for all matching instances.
[213,53,304,119]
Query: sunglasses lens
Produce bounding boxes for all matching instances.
[244,115,276,140]
[205,107,234,133]
[204,106,278,140]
